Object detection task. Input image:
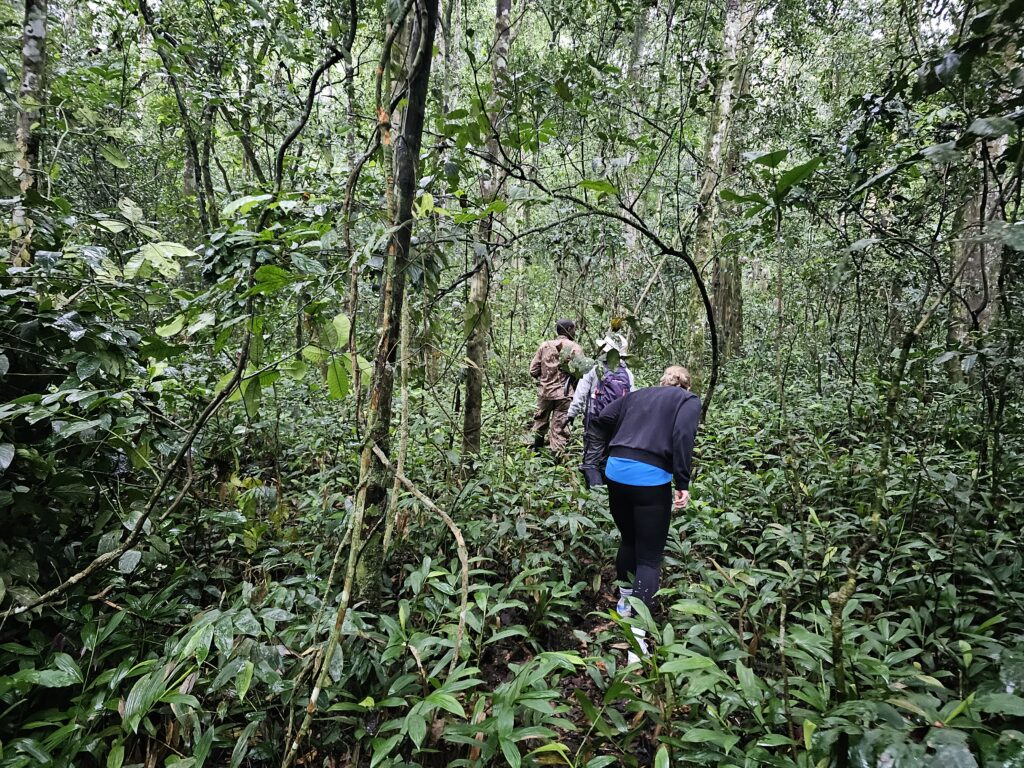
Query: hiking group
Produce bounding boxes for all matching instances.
[529,320,701,664]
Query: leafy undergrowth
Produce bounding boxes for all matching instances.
[2,384,1023,768]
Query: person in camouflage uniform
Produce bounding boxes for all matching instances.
[528,319,582,456]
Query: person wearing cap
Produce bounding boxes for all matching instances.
[591,365,700,663]
[566,333,636,487]
[528,319,583,457]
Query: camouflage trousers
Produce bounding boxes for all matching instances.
[530,397,571,456]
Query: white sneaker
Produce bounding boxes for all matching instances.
[615,588,633,618]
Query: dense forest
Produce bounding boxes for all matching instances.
[1,0,1022,764]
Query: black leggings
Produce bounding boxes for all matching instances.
[607,479,672,608]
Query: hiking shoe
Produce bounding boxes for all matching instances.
[615,596,632,618]
[615,588,633,619]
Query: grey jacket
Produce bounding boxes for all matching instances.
[567,364,636,420]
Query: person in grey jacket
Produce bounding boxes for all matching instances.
[567,334,636,487]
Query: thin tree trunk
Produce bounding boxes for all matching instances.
[200,102,219,229]
[10,0,48,265]
[689,0,753,358]
[462,0,511,457]
[352,0,438,596]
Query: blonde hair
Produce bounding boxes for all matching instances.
[659,365,691,390]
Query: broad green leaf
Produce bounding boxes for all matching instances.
[187,311,216,335]
[0,443,16,471]
[76,357,101,380]
[140,242,189,278]
[301,345,330,364]
[327,358,350,400]
[99,144,130,169]
[654,744,670,768]
[97,219,129,233]
[580,179,618,197]
[678,727,739,753]
[107,744,125,768]
[803,719,817,750]
[659,653,717,673]
[975,693,1024,716]
[252,265,297,294]
[236,661,254,700]
[744,148,789,168]
[156,315,186,337]
[223,194,273,217]
[229,720,261,768]
[118,550,142,574]
[332,313,352,348]
[118,197,144,223]
[968,115,1016,138]
[774,156,822,200]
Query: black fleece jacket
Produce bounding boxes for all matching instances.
[592,385,701,490]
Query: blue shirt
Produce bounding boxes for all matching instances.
[605,457,672,487]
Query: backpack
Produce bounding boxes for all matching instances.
[590,364,630,417]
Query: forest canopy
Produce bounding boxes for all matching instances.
[1,0,1022,765]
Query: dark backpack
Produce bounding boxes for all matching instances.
[590,365,630,418]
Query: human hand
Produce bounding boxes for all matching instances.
[673,489,690,510]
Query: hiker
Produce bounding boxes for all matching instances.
[566,333,636,487]
[591,365,700,663]
[528,319,583,457]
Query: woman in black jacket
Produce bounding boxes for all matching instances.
[591,366,700,661]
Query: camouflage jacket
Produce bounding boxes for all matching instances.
[529,336,583,400]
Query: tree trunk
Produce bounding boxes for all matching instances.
[689,0,753,360]
[461,0,511,457]
[10,0,48,265]
[352,0,438,596]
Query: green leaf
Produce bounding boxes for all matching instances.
[76,357,101,380]
[118,550,141,574]
[499,737,521,768]
[975,693,1024,716]
[406,711,427,748]
[97,219,128,233]
[580,179,618,197]
[0,443,16,471]
[107,743,125,768]
[223,194,273,217]
[100,144,130,169]
[968,115,1016,138]
[326,358,350,400]
[229,720,261,768]
[236,661,254,700]
[140,242,190,278]
[252,265,298,294]
[921,142,962,164]
[194,726,215,768]
[187,312,217,335]
[332,313,352,349]
[659,653,717,673]
[118,197,144,223]
[679,727,739,753]
[719,189,768,205]
[301,345,330,364]
[744,149,789,168]
[774,156,822,200]
[803,719,817,750]
[0,352,8,378]
[654,744,670,768]
[156,315,186,337]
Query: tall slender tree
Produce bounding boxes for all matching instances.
[10,0,48,264]
[353,0,439,593]
[462,0,512,457]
